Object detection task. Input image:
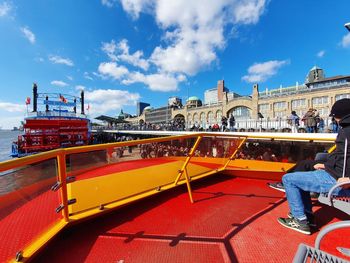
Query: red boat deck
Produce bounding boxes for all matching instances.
[34,174,350,263]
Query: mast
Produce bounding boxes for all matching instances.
[33,83,38,112]
[81,90,85,115]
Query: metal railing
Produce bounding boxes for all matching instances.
[95,117,337,133]
[0,133,247,262]
[0,132,338,262]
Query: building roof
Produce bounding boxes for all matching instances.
[310,65,322,71]
[144,106,153,111]
[117,109,131,119]
[95,115,129,123]
[307,75,350,84]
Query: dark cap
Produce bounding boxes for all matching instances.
[329,98,350,118]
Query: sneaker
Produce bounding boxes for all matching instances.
[267,182,285,192]
[287,212,316,228]
[277,217,311,235]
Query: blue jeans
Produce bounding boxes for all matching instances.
[282,170,336,220]
[307,126,314,133]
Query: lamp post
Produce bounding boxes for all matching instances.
[345,22,350,32]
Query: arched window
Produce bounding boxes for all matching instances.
[193,113,199,125]
[187,113,192,128]
[208,111,214,126]
[200,112,206,128]
[216,110,222,123]
[232,106,251,119]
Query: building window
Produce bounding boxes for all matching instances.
[193,113,199,125]
[274,101,287,109]
[313,79,347,89]
[187,113,192,127]
[208,111,214,125]
[274,111,284,118]
[216,110,222,124]
[335,94,350,101]
[258,103,269,112]
[312,96,328,105]
[291,99,306,108]
[232,106,250,118]
[318,108,329,116]
[200,112,206,128]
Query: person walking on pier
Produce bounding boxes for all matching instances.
[277,99,350,234]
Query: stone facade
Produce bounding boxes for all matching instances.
[127,67,350,129]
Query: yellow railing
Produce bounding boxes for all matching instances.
[0,132,335,262]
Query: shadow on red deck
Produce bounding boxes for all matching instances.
[34,174,350,263]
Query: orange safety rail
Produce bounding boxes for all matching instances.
[64,134,246,216]
[186,135,246,176]
[0,133,335,262]
[0,133,246,262]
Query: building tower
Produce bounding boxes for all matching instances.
[306,66,325,84]
[217,80,224,102]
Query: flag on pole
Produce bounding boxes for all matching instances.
[25,97,31,105]
[59,94,67,103]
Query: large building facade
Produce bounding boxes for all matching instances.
[128,67,350,130]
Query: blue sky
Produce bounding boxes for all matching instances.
[0,0,350,129]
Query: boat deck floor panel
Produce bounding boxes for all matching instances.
[34,174,350,263]
[0,190,61,263]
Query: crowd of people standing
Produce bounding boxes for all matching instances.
[95,109,339,133]
[287,108,335,133]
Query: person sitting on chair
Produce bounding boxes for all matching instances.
[277,98,350,235]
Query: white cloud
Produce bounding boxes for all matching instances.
[85,89,140,114]
[21,26,35,44]
[101,39,149,70]
[117,39,150,70]
[317,50,325,58]
[242,60,290,83]
[231,0,267,25]
[101,0,117,8]
[341,33,350,48]
[84,72,94,80]
[98,62,129,80]
[150,1,227,76]
[0,1,11,17]
[119,0,267,77]
[51,80,69,87]
[99,0,268,91]
[120,0,151,19]
[123,72,180,92]
[49,55,74,66]
[101,40,118,61]
[177,74,187,82]
[0,102,26,112]
[75,85,86,91]
[0,101,26,129]
[0,115,24,130]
